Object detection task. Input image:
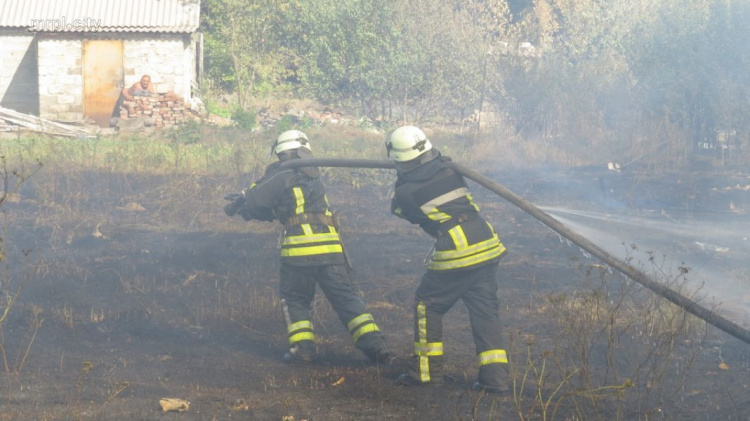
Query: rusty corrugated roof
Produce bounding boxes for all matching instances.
[0,0,200,33]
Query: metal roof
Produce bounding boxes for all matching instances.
[0,0,200,33]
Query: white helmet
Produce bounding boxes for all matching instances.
[273,130,311,155]
[385,126,432,162]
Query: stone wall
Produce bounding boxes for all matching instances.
[33,32,195,123]
[123,33,192,101]
[119,94,190,128]
[37,36,83,121]
[0,31,39,115]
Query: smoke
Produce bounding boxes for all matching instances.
[539,205,750,329]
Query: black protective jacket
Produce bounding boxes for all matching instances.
[241,154,346,267]
[391,154,505,271]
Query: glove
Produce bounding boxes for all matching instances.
[224,193,245,217]
[224,201,239,216]
[238,208,254,221]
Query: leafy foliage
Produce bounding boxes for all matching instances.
[200,0,750,170]
[231,108,256,130]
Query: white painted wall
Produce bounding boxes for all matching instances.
[123,33,192,101]
[37,37,83,121]
[0,31,39,114]
[1,31,197,121]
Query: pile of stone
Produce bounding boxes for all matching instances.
[119,93,190,128]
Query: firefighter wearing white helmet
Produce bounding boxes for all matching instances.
[386,126,510,394]
[273,130,311,155]
[224,130,390,365]
[385,125,432,162]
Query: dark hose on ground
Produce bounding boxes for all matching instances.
[279,158,750,345]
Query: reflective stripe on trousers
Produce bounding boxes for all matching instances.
[283,299,314,344]
[347,313,381,343]
[478,349,508,365]
[416,301,443,382]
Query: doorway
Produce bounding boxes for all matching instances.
[83,40,123,127]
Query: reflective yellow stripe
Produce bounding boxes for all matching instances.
[466,193,480,212]
[433,236,502,260]
[347,313,375,331]
[424,207,452,222]
[419,355,430,383]
[421,188,469,222]
[420,188,469,210]
[417,301,427,344]
[352,323,381,343]
[478,349,508,365]
[420,188,474,223]
[448,226,468,249]
[323,195,332,215]
[281,299,292,328]
[288,320,314,344]
[288,320,313,333]
[348,314,381,343]
[281,244,343,256]
[414,342,443,356]
[301,223,313,235]
[416,301,431,382]
[293,187,305,214]
[282,233,341,245]
[289,332,314,344]
[429,243,505,270]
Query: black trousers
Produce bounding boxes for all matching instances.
[279,263,386,355]
[413,262,507,386]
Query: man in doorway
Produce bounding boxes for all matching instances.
[122,74,156,100]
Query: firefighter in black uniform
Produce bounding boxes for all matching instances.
[225,130,390,364]
[385,126,510,393]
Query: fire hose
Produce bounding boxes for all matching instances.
[279,158,750,345]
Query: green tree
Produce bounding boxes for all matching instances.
[628,0,750,168]
[393,0,487,123]
[492,0,661,161]
[202,0,293,107]
[284,0,402,116]
[284,0,489,123]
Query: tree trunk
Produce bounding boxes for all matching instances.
[229,15,245,109]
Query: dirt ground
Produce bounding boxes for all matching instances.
[1,168,749,420]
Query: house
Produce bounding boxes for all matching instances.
[0,0,202,127]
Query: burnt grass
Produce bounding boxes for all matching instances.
[1,168,749,420]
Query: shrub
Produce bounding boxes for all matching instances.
[168,120,202,145]
[232,108,256,130]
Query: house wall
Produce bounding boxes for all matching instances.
[36,32,194,122]
[123,33,192,101]
[37,36,84,121]
[0,30,39,115]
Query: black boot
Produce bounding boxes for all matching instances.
[356,331,390,364]
[471,381,510,394]
[397,370,443,387]
[283,340,317,363]
[397,357,443,387]
[363,348,393,365]
[473,363,511,394]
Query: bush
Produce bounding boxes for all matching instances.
[168,120,202,145]
[204,99,233,119]
[232,108,256,130]
[275,115,296,133]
